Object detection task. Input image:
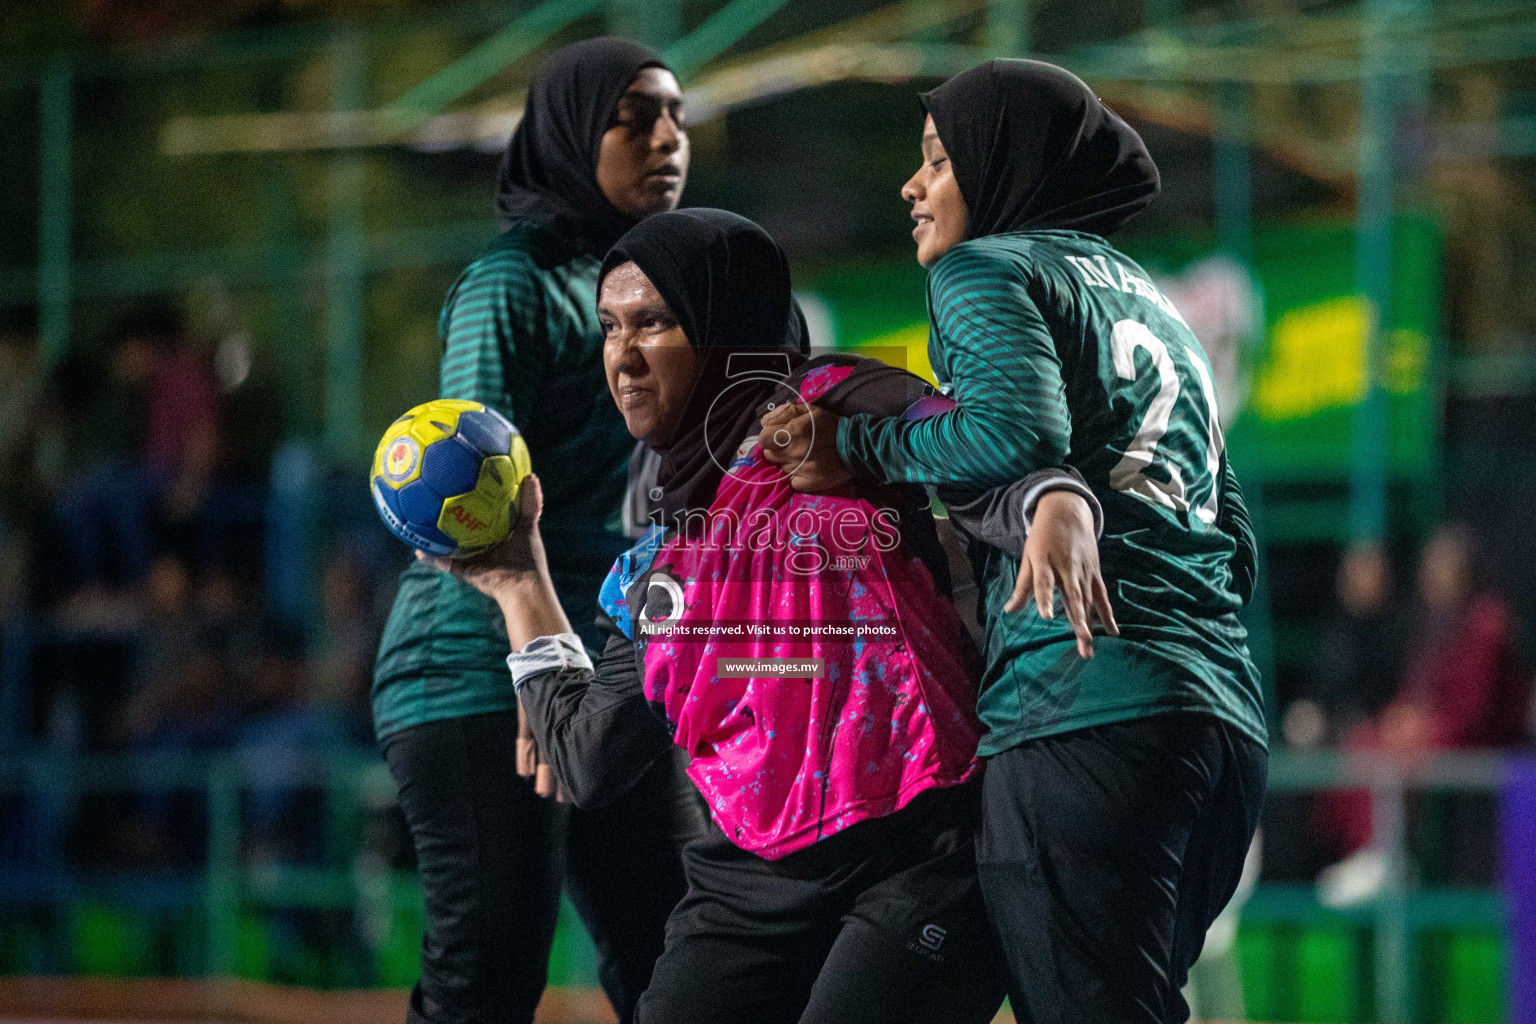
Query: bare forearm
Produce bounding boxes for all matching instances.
[489,573,573,650]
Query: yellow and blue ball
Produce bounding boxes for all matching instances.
[370,399,530,558]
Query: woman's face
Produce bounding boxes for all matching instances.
[600,261,698,446]
[1419,528,1474,612]
[901,115,969,267]
[596,68,690,219]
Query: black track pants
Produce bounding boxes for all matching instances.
[637,781,1008,1024]
[384,711,700,1024]
[978,712,1267,1024]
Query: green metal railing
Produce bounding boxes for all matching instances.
[0,748,383,976]
[0,746,1516,1021]
[1261,750,1509,1024]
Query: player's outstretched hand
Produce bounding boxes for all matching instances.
[416,474,548,595]
[1004,489,1119,659]
[759,402,854,494]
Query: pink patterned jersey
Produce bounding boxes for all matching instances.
[610,364,981,859]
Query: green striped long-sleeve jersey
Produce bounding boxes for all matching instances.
[838,230,1266,754]
[372,222,635,741]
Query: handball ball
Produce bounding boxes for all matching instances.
[370,399,530,558]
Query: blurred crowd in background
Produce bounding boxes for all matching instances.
[1278,525,1532,902]
[0,301,390,873]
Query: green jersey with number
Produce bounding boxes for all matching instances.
[838,230,1266,754]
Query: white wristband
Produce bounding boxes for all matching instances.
[506,632,592,691]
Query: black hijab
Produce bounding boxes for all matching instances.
[921,59,1160,239]
[600,209,806,524]
[496,37,666,252]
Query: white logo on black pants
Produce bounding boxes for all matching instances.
[907,923,947,962]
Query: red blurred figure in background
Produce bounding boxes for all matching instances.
[1387,526,1530,751]
[1318,525,1531,906]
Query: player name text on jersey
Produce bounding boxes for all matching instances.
[1064,254,1190,329]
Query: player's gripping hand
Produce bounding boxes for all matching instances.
[1004,489,1120,659]
[758,402,854,494]
[416,473,548,588]
[417,476,566,801]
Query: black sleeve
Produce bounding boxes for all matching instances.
[938,467,1103,553]
[811,357,936,420]
[514,614,675,810]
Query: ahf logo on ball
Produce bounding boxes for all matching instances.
[444,503,486,533]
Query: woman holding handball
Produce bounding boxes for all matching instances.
[422,207,1116,1023]
[371,38,703,1024]
[762,60,1268,1024]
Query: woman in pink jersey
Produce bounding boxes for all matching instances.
[426,209,1101,1023]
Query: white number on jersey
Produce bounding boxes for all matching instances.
[1106,319,1224,525]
